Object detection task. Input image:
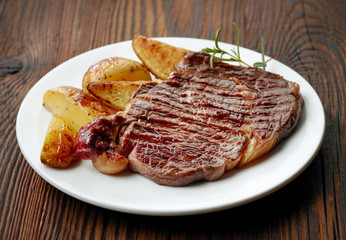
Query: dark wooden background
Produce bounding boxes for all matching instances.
[1,0,345,239]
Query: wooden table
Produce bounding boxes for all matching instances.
[1,0,345,239]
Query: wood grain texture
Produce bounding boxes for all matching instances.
[0,0,345,239]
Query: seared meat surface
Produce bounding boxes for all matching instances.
[76,52,303,186]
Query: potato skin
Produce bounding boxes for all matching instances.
[43,86,117,132]
[86,80,151,111]
[82,57,152,94]
[41,114,79,168]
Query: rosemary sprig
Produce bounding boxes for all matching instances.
[202,23,271,70]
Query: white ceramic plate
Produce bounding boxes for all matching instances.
[16,38,325,216]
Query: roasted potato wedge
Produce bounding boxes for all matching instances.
[132,35,191,80]
[43,86,117,132]
[82,57,152,94]
[86,80,151,110]
[41,114,78,168]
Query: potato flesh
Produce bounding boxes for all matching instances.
[87,80,151,110]
[132,35,191,80]
[43,86,116,132]
[82,57,152,94]
[41,114,78,168]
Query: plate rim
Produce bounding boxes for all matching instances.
[16,37,325,216]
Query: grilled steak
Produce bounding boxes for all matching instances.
[76,52,304,186]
